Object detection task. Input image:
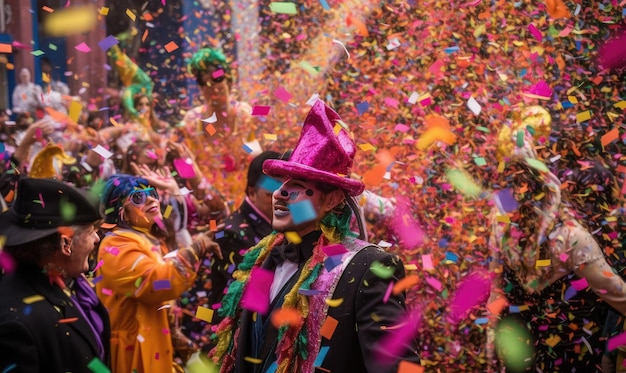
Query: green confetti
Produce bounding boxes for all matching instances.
[516,129,524,148]
[48,43,57,51]
[269,2,298,15]
[473,157,487,166]
[445,168,482,198]
[496,317,534,372]
[298,61,319,76]
[524,158,550,173]
[369,261,395,279]
[60,198,76,222]
[476,126,490,133]
[31,50,45,57]
[87,357,111,373]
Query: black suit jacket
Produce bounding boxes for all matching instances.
[210,199,273,307]
[234,242,421,373]
[0,265,111,373]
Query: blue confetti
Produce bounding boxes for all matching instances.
[356,101,370,116]
[289,200,317,224]
[257,175,283,193]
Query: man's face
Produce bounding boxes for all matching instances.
[199,66,229,102]
[272,178,330,237]
[248,186,274,221]
[65,224,100,277]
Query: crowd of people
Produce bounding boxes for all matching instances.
[1,0,626,372]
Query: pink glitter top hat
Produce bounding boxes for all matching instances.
[263,99,365,196]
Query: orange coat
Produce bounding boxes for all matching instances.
[96,228,198,373]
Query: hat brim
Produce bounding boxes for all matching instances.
[0,211,59,246]
[263,159,365,196]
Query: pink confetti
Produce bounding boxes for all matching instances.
[101,288,113,296]
[374,307,423,365]
[390,197,424,250]
[571,278,589,291]
[321,244,348,257]
[92,259,104,272]
[422,254,434,271]
[241,267,274,314]
[447,270,491,325]
[104,246,120,256]
[598,30,626,69]
[425,276,442,291]
[251,105,271,116]
[608,332,626,351]
[39,193,45,208]
[74,42,91,53]
[527,23,542,42]
[382,281,393,303]
[0,251,16,274]
[173,158,197,179]
[274,86,293,103]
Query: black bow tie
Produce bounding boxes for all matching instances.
[264,243,301,269]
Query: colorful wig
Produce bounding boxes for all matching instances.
[188,48,229,84]
[100,174,152,226]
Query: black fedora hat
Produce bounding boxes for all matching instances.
[0,178,102,246]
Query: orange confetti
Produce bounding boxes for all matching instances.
[424,114,451,130]
[320,315,339,340]
[392,275,420,295]
[270,307,303,329]
[416,126,457,150]
[545,0,571,19]
[398,360,425,373]
[0,44,12,53]
[601,127,619,147]
[142,29,149,43]
[209,219,217,231]
[42,5,54,13]
[164,41,179,53]
[346,13,369,37]
[58,317,79,324]
[205,123,216,136]
[487,296,508,316]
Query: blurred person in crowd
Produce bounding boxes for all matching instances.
[179,47,253,210]
[12,67,43,118]
[487,132,626,372]
[0,177,110,372]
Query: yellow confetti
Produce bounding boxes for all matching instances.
[23,295,45,304]
[358,143,376,152]
[126,8,137,21]
[264,133,277,141]
[576,110,592,123]
[545,335,561,348]
[99,7,109,16]
[284,231,302,244]
[44,5,97,37]
[163,205,173,219]
[195,306,214,323]
[244,357,262,364]
[535,259,551,267]
[325,297,344,307]
[614,101,626,110]
[68,100,83,123]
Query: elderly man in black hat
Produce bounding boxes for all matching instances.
[0,178,110,372]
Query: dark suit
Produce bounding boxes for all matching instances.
[0,265,110,373]
[210,199,273,307]
[179,199,272,348]
[234,236,420,373]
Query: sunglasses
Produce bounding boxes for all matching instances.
[127,188,158,206]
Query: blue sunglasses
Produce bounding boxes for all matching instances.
[127,188,158,206]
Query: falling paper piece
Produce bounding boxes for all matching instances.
[445,168,482,198]
[173,158,196,179]
[195,306,214,323]
[320,316,338,339]
[270,307,302,329]
[447,270,491,325]
[97,35,119,51]
[269,2,298,14]
[75,42,91,53]
[467,96,481,115]
[289,200,317,224]
[370,261,395,279]
[164,41,179,53]
[44,4,97,37]
[241,267,274,314]
[92,145,113,160]
[251,106,271,116]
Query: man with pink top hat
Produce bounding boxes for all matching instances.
[209,100,421,373]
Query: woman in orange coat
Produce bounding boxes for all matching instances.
[96,174,221,373]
